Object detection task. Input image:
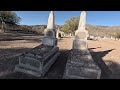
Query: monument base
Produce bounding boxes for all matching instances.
[63,49,101,79]
[15,44,60,77]
[73,39,88,50]
[42,36,57,46]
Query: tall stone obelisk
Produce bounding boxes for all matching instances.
[47,11,55,30]
[78,11,86,30]
[42,11,57,46]
[73,11,89,50]
[63,11,101,79]
[1,21,6,32]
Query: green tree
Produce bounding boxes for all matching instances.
[0,11,21,25]
[61,16,79,35]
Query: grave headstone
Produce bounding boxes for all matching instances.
[72,11,88,50]
[63,11,101,79]
[116,38,119,40]
[56,28,61,39]
[15,11,60,77]
[56,27,65,39]
[1,21,6,32]
[61,31,65,37]
[97,36,101,41]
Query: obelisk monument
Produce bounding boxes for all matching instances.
[73,11,89,50]
[42,11,57,46]
[63,11,101,79]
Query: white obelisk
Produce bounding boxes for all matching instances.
[73,11,88,50]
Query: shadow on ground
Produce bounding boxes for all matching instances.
[89,48,120,79]
[0,47,37,79]
[42,49,70,79]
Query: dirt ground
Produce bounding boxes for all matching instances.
[0,31,120,79]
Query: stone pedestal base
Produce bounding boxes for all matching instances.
[73,39,88,50]
[42,36,57,46]
[15,44,60,77]
[63,49,101,79]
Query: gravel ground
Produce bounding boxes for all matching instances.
[0,32,120,79]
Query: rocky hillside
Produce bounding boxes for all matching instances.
[86,24,120,38]
[0,24,120,38]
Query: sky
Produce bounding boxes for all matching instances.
[16,11,120,26]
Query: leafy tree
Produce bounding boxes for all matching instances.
[0,11,21,25]
[61,16,79,34]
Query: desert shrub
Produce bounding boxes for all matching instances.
[31,25,46,35]
[32,28,44,34]
[61,16,120,38]
[61,16,79,35]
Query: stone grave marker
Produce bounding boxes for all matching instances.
[63,11,101,79]
[15,11,60,77]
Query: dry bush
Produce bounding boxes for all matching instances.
[32,28,44,35]
[87,25,120,38]
[2,24,45,35]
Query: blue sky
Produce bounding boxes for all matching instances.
[16,11,120,26]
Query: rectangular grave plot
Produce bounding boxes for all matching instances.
[19,56,40,68]
[66,64,100,79]
[42,48,59,66]
[19,47,58,68]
